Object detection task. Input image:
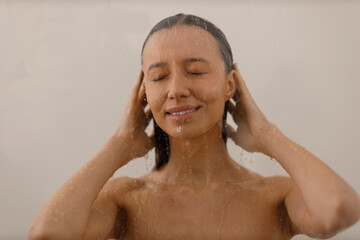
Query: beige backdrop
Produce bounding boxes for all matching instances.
[0,1,359,239]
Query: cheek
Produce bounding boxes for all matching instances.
[196,80,226,118]
[196,78,225,102]
[145,85,164,116]
[146,96,163,126]
[146,94,158,111]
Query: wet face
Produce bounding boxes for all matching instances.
[142,25,235,139]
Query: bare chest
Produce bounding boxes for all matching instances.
[121,183,291,240]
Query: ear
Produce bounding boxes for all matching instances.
[224,69,236,101]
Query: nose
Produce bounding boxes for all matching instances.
[167,70,191,100]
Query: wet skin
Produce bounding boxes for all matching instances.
[103,25,296,239]
[28,20,360,240]
[101,25,297,239]
[108,169,296,240]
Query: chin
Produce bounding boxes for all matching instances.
[156,114,223,140]
[167,123,219,140]
[166,127,196,139]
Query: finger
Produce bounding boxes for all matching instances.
[130,70,144,103]
[231,66,241,103]
[226,123,236,140]
[144,108,153,126]
[228,100,236,115]
[232,87,241,102]
[234,63,251,97]
[138,84,147,109]
[145,130,155,151]
[233,63,241,87]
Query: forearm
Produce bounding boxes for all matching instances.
[29,134,131,238]
[258,124,360,225]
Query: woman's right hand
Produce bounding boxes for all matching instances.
[114,70,154,161]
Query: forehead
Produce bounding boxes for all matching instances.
[142,25,222,67]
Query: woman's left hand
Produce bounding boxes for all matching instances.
[226,63,274,154]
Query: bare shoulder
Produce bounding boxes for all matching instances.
[236,167,296,198]
[101,176,147,202]
[264,175,295,188]
[257,175,296,196]
[105,176,146,190]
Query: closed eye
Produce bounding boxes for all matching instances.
[188,72,206,75]
[153,74,168,81]
[153,72,206,81]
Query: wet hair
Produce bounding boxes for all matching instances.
[141,13,234,171]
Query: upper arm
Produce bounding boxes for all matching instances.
[283,178,337,239]
[83,177,130,240]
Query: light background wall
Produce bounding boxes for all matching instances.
[0,0,359,239]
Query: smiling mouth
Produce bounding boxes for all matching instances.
[168,107,200,116]
[166,106,201,121]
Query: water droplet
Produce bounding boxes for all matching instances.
[176,126,182,133]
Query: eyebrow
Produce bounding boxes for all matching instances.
[147,57,210,73]
[147,62,167,73]
[183,57,210,64]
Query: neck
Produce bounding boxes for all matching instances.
[158,123,241,190]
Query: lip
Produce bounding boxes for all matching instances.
[166,105,201,122]
[166,105,200,114]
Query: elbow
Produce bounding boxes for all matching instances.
[28,221,84,240]
[321,195,360,235]
[28,222,52,240]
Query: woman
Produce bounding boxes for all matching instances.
[29,13,360,240]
